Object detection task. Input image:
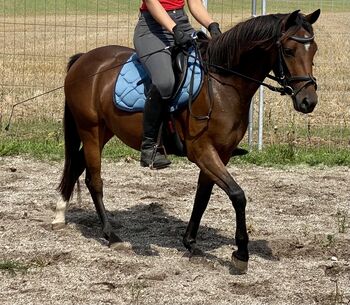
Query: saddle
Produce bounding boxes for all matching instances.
[171,48,190,98]
[113,31,209,155]
[171,31,209,99]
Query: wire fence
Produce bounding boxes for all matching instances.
[0,0,349,150]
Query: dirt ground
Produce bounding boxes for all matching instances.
[0,156,349,305]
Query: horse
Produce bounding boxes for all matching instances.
[52,9,320,273]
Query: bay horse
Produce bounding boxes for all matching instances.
[52,9,320,273]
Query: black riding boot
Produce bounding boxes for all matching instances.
[140,86,171,169]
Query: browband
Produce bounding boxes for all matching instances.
[289,34,314,43]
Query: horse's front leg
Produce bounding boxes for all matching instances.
[183,170,214,255]
[194,148,249,273]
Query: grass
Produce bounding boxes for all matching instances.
[0,120,139,161]
[336,210,348,234]
[0,260,30,275]
[1,120,350,167]
[0,0,140,15]
[233,144,350,166]
[1,0,349,15]
[0,4,349,158]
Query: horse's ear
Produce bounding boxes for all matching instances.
[283,10,300,31]
[304,9,321,24]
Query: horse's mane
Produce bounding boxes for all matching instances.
[207,12,314,70]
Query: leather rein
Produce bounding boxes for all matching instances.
[186,32,317,120]
[194,32,317,97]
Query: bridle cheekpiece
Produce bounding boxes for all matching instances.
[270,33,317,97]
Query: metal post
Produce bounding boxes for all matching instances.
[251,0,257,17]
[248,0,257,150]
[257,0,266,150]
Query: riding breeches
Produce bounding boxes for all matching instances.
[133,9,194,99]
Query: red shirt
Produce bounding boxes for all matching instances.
[140,0,185,11]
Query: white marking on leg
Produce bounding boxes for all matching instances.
[52,198,68,225]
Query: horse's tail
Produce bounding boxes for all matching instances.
[66,53,84,72]
[58,53,85,201]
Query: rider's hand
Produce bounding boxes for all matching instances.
[208,22,221,38]
[173,25,193,49]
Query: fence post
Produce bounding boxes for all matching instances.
[248,0,257,150]
[257,0,267,151]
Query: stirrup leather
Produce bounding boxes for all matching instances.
[149,122,168,169]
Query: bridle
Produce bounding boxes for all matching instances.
[186,29,318,120]
[269,33,317,97]
[195,29,318,98]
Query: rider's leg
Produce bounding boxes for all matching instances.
[140,85,171,169]
[134,13,176,169]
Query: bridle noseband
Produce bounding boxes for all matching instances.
[197,28,318,98]
[270,34,317,97]
[180,28,318,120]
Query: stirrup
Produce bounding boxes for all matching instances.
[150,121,170,169]
[149,143,170,170]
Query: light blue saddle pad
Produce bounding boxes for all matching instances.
[113,49,203,113]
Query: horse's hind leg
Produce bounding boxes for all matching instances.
[52,148,86,229]
[183,171,214,255]
[81,128,122,246]
[52,198,69,230]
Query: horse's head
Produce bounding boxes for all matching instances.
[275,9,320,113]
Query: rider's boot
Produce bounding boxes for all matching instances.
[140,86,171,169]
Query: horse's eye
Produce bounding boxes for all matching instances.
[283,48,295,57]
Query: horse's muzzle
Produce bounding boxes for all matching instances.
[293,90,318,113]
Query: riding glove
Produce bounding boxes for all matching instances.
[173,25,193,48]
[208,22,222,38]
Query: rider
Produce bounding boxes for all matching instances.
[134,0,221,169]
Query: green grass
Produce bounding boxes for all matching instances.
[0,120,64,161]
[1,0,349,16]
[0,120,139,161]
[1,120,350,167]
[0,0,140,15]
[0,260,30,275]
[232,144,350,167]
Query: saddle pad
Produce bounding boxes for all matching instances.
[113,50,202,113]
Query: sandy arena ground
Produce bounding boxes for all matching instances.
[0,156,349,305]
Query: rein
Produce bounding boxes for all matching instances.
[5,29,317,128]
[185,31,317,121]
[192,32,317,98]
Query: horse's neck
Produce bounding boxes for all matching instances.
[210,58,273,107]
[238,49,276,98]
[210,49,276,121]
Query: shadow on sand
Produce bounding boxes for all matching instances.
[66,202,277,267]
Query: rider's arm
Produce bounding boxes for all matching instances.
[142,0,176,32]
[187,0,214,29]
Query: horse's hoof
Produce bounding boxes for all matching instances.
[109,241,133,251]
[231,253,248,275]
[108,232,130,250]
[190,247,204,257]
[51,222,66,230]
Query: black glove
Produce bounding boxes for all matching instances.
[208,22,221,38]
[173,25,193,49]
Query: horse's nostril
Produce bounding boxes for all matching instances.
[302,97,309,107]
[300,96,316,113]
[301,97,310,111]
